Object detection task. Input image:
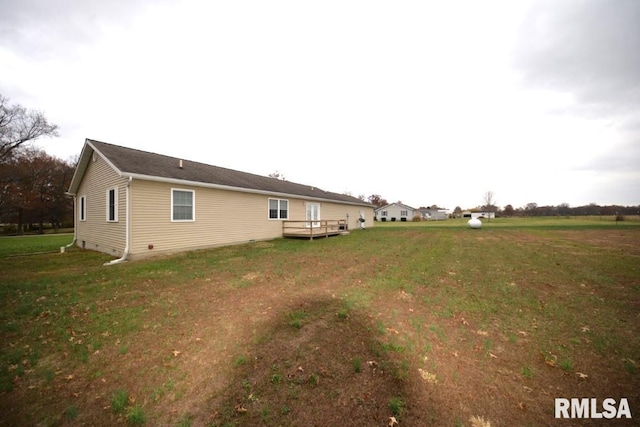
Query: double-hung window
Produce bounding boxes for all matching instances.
[172,189,195,221]
[106,188,118,222]
[269,198,288,219]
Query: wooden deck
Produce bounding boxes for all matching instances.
[283,219,349,239]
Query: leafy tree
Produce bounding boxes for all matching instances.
[0,95,59,162]
[524,202,538,215]
[0,148,73,234]
[367,194,388,208]
[503,204,514,217]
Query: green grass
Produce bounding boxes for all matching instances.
[286,309,309,329]
[0,233,74,257]
[111,389,129,413]
[352,357,362,373]
[1,218,639,425]
[389,396,406,417]
[126,405,146,425]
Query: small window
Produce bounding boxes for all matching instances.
[381,211,387,217]
[172,189,194,221]
[106,188,118,222]
[401,210,408,216]
[269,198,288,219]
[79,195,86,221]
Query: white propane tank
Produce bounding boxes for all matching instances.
[468,217,482,229]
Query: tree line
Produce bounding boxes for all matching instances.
[500,202,639,218]
[0,94,72,234]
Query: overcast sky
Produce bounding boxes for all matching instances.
[1,0,638,210]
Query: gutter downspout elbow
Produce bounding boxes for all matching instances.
[60,195,78,253]
[104,177,132,266]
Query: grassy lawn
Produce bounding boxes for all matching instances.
[0,218,638,426]
[0,233,74,257]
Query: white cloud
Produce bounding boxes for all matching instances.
[1,0,638,209]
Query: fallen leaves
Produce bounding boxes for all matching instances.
[576,372,588,379]
[172,350,181,357]
[418,369,438,384]
[541,351,558,367]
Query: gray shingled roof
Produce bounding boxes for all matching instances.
[77,139,370,206]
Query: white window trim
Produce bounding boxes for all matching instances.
[268,198,289,220]
[106,187,118,222]
[171,188,195,222]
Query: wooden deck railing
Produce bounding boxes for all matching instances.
[282,219,348,239]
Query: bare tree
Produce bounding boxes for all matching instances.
[0,95,59,162]
[482,190,497,222]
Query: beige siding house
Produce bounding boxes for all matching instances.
[67,139,374,262]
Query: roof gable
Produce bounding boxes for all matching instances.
[375,202,416,212]
[69,139,371,206]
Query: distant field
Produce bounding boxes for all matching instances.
[376,214,640,228]
[0,218,638,426]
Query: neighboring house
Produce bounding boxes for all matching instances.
[462,210,495,219]
[374,202,417,222]
[472,211,495,219]
[418,207,449,221]
[67,139,374,262]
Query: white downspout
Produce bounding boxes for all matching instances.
[60,196,77,253]
[104,177,132,266]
